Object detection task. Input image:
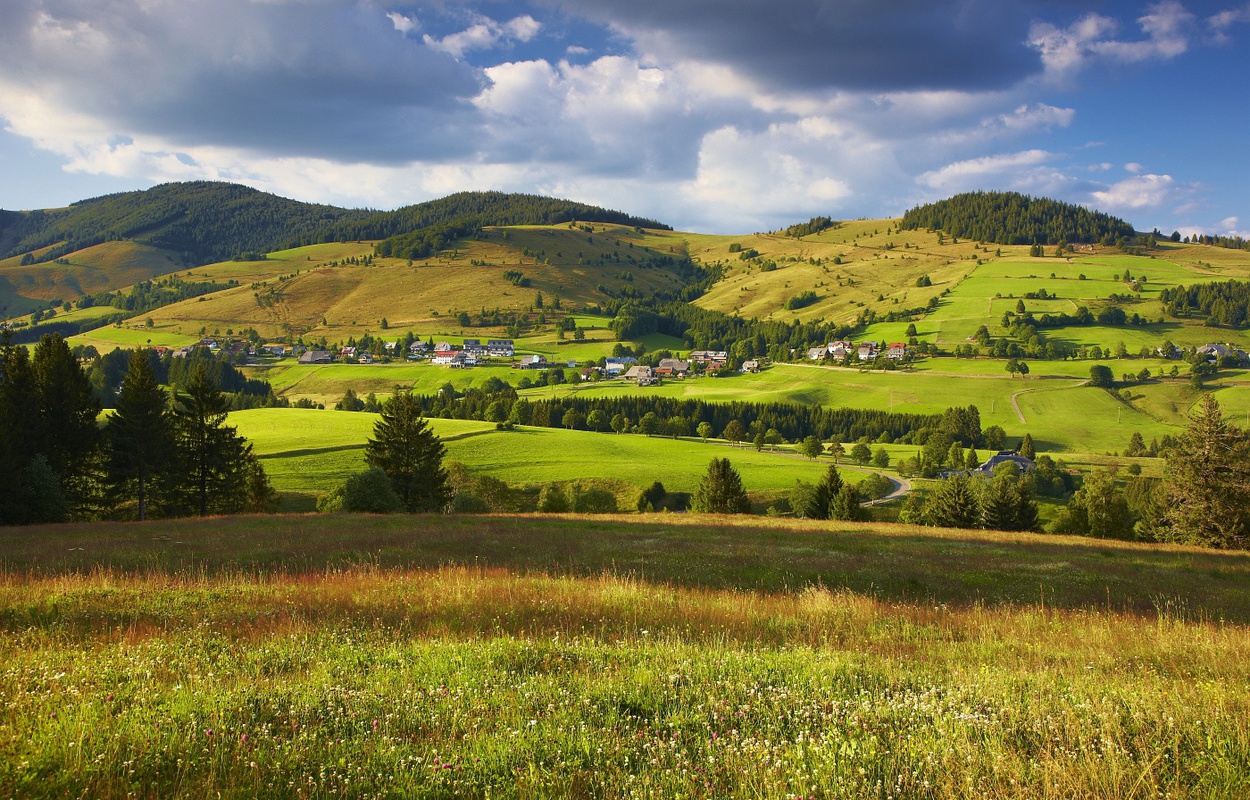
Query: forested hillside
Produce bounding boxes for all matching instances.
[0,184,671,269]
[0,183,368,266]
[899,191,1136,245]
[320,191,670,247]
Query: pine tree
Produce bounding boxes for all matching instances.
[925,474,980,528]
[105,350,178,520]
[31,333,101,514]
[804,464,843,519]
[0,332,40,524]
[366,391,451,513]
[692,458,751,514]
[1163,395,1250,549]
[1019,433,1035,460]
[173,362,254,516]
[830,483,867,521]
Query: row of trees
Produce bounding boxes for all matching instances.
[0,333,273,524]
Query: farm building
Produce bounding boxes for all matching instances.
[623,365,656,385]
[656,358,690,377]
[298,350,332,365]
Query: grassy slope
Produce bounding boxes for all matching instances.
[231,408,878,510]
[128,224,686,341]
[0,240,180,316]
[2,515,1248,798]
[48,219,1250,458]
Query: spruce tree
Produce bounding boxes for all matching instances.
[31,333,101,514]
[105,350,178,520]
[925,474,980,529]
[0,332,39,524]
[692,458,751,514]
[1019,433,1035,460]
[173,362,254,516]
[1163,395,1250,549]
[366,391,451,512]
[804,464,843,519]
[830,483,867,522]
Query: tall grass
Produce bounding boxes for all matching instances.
[2,516,1248,798]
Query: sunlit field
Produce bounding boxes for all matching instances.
[2,514,1248,798]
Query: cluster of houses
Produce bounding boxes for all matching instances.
[166,333,771,384]
[806,340,908,362]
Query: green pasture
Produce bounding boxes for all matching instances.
[231,408,881,510]
[527,363,1181,452]
[250,362,523,404]
[67,325,200,352]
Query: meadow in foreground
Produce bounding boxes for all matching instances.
[1,514,1248,799]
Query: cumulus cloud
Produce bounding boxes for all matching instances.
[424,14,541,58]
[387,12,419,35]
[1208,4,1250,41]
[919,150,1056,191]
[1030,1,1199,79]
[1090,173,1175,211]
[0,0,484,165]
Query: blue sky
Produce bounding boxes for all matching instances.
[0,1,1247,236]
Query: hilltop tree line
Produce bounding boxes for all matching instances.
[782,216,837,238]
[1160,280,1250,327]
[0,333,274,524]
[0,182,362,265]
[0,183,670,267]
[899,191,1136,245]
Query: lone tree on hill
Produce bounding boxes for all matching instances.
[1019,433,1035,460]
[105,350,178,521]
[692,458,751,514]
[366,391,451,513]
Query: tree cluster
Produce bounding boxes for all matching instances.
[899,191,1136,246]
[1,334,273,524]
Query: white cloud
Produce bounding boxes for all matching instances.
[1125,162,1143,173]
[386,12,419,35]
[1208,5,1250,42]
[1090,174,1175,211]
[919,150,1055,191]
[1030,1,1197,80]
[424,15,541,58]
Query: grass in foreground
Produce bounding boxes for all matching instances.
[1,515,1248,799]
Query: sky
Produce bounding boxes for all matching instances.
[0,1,1247,237]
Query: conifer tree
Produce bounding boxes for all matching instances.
[925,474,980,529]
[173,362,254,516]
[804,464,844,520]
[692,458,751,514]
[1163,395,1250,549]
[105,350,178,520]
[31,333,101,514]
[1019,433,1035,460]
[366,391,451,512]
[830,483,867,521]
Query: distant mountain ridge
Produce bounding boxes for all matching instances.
[0,182,670,267]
